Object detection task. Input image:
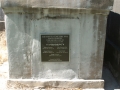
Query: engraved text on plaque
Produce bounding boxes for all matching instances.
[41,35,69,62]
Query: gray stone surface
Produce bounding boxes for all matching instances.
[1,0,114,89]
[4,8,108,79]
[7,79,104,89]
[1,0,113,10]
[0,61,119,89]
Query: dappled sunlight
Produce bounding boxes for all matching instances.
[0,31,8,65]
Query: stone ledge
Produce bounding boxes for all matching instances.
[1,0,113,10]
[3,8,110,15]
[7,79,104,89]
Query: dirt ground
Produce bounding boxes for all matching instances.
[0,31,8,90]
[0,31,7,65]
[0,31,8,79]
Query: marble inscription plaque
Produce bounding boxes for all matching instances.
[41,35,69,62]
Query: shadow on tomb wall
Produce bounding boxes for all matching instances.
[0,8,5,31]
[104,11,120,85]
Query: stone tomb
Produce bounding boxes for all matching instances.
[1,0,113,89]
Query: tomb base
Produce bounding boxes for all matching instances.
[7,79,104,90]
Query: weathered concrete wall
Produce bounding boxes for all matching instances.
[112,0,120,14]
[4,8,108,79]
[1,0,113,89]
[1,0,113,10]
